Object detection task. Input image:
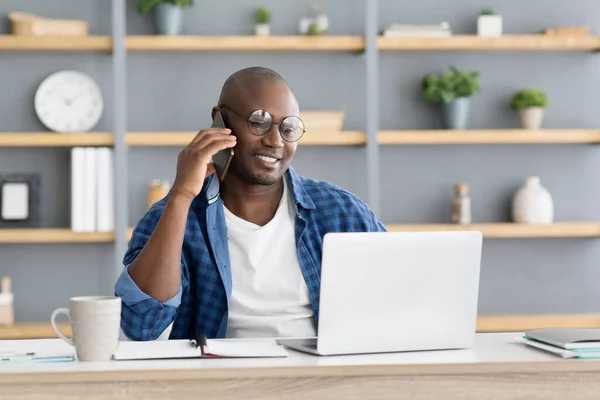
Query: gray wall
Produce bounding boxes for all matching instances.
[1,0,599,322]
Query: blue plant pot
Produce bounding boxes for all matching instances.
[154,3,183,35]
[442,97,471,129]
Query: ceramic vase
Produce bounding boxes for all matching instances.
[477,15,503,37]
[512,176,554,224]
[442,97,471,129]
[519,107,545,130]
[255,24,270,36]
[154,3,183,35]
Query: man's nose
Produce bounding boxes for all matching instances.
[262,123,284,148]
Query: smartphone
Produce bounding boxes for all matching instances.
[211,111,234,182]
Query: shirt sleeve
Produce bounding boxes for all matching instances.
[115,200,189,341]
[115,264,182,308]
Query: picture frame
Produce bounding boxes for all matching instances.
[0,173,41,228]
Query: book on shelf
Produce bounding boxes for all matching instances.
[382,22,452,38]
[515,328,600,359]
[70,147,114,233]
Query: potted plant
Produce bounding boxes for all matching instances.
[509,88,548,130]
[254,6,271,36]
[422,67,481,130]
[477,8,502,37]
[137,0,194,35]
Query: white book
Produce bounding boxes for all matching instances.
[113,339,288,360]
[70,147,86,232]
[96,147,114,232]
[83,147,97,232]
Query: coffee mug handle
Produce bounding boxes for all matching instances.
[50,308,74,346]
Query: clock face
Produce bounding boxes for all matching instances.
[34,70,103,133]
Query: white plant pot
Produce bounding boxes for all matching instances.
[315,14,328,32]
[255,24,270,36]
[477,15,503,37]
[519,107,545,130]
[299,18,311,34]
[512,176,554,225]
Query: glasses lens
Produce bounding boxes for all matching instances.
[247,110,273,135]
[281,116,305,141]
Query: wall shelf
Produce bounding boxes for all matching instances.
[1,34,598,53]
[0,229,114,244]
[0,35,112,52]
[386,222,600,238]
[125,224,600,240]
[126,35,365,52]
[0,133,114,147]
[127,131,367,146]
[0,322,71,339]
[379,129,600,144]
[2,130,598,147]
[378,34,600,51]
[2,314,598,339]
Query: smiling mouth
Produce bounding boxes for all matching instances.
[256,155,279,163]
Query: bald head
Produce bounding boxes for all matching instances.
[217,66,296,106]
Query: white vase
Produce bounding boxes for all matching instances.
[477,15,503,37]
[512,176,554,224]
[519,107,545,130]
[255,24,270,36]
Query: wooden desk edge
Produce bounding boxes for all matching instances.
[3,359,600,385]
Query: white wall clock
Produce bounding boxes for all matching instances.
[34,70,103,133]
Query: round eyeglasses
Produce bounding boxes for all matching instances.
[219,104,305,142]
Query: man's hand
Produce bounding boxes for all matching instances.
[171,127,236,202]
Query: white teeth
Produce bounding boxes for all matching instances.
[257,155,277,163]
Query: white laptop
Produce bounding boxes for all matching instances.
[277,230,482,356]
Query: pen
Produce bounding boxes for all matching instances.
[189,334,207,349]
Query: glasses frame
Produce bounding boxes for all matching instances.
[218,104,306,142]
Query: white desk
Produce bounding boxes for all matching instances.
[1,332,600,400]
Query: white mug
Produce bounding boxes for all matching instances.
[50,296,121,361]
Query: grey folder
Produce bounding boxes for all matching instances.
[525,328,600,350]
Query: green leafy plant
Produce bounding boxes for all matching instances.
[480,8,496,15]
[254,6,271,24]
[307,23,321,35]
[137,0,194,14]
[422,67,481,104]
[509,89,548,110]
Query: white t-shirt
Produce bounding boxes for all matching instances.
[224,178,317,338]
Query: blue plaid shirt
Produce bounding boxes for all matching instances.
[115,166,386,341]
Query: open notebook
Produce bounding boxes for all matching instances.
[114,338,288,360]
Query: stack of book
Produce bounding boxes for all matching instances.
[70,147,114,233]
[382,22,452,37]
[517,328,600,359]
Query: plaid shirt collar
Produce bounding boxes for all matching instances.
[199,165,316,211]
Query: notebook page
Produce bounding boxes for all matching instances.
[204,339,288,358]
[114,339,200,360]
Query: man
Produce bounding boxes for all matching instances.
[115,66,386,341]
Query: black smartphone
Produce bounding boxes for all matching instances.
[211,111,234,182]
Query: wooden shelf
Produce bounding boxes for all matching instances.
[0,229,114,244]
[0,322,70,339]
[378,34,600,51]
[0,35,112,51]
[126,35,365,52]
[379,129,600,144]
[386,222,600,238]
[2,34,598,52]
[476,314,600,332]
[3,314,599,339]
[0,132,114,147]
[127,131,366,146]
